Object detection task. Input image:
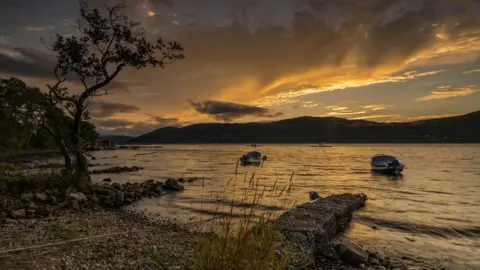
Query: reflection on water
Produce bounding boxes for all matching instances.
[83,144,480,269]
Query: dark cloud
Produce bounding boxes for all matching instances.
[88,100,140,118]
[1,0,479,119]
[188,99,283,121]
[0,45,55,79]
[0,44,128,90]
[148,114,181,126]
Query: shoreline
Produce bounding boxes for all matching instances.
[1,183,447,270]
[0,203,446,270]
[0,208,200,269]
[0,163,458,269]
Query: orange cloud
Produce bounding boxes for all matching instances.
[463,69,480,75]
[362,104,393,111]
[254,69,445,106]
[416,86,479,101]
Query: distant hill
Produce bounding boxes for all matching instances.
[127,111,480,144]
[98,135,133,144]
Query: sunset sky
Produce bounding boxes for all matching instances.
[1,0,480,136]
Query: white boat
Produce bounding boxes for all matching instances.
[240,151,266,166]
[309,142,332,148]
[371,154,404,175]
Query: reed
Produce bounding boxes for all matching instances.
[195,166,294,269]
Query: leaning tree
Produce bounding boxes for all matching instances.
[45,0,184,189]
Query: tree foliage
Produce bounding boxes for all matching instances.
[0,77,46,152]
[43,0,184,188]
[0,77,98,158]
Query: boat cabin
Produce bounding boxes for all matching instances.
[371,155,400,166]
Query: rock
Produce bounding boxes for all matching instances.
[369,257,379,265]
[377,266,386,270]
[20,192,35,202]
[103,178,112,182]
[359,264,366,269]
[177,178,186,183]
[334,241,368,266]
[187,177,200,183]
[97,195,112,205]
[371,225,378,230]
[114,191,124,205]
[153,185,166,195]
[111,183,122,190]
[91,196,100,204]
[141,179,155,187]
[94,188,111,196]
[26,209,36,217]
[0,218,18,224]
[34,192,48,202]
[8,209,26,219]
[47,195,57,205]
[36,206,52,217]
[69,192,88,202]
[71,201,80,211]
[26,201,37,210]
[309,191,321,200]
[164,179,184,191]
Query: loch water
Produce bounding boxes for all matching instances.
[86,144,480,269]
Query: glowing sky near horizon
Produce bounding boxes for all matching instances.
[1,0,480,135]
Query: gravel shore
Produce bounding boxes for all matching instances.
[0,209,200,269]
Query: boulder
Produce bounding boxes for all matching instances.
[8,209,26,219]
[368,257,379,265]
[177,178,186,183]
[114,191,124,205]
[91,195,100,204]
[187,177,200,183]
[36,206,52,217]
[94,188,111,196]
[153,185,166,195]
[0,218,18,224]
[70,201,80,211]
[97,195,112,205]
[47,195,57,205]
[26,209,36,218]
[26,201,37,210]
[69,192,88,203]
[34,192,48,202]
[111,183,122,190]
[20,193,35,202]
[164,179,184,191]
[334,241,368,266]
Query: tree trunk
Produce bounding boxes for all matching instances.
[43,123,72,172]
[72,102,91,190]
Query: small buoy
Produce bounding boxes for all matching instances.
[309,191,321,201]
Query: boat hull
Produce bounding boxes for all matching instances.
[241,158,262,166]
[371,164,404,175]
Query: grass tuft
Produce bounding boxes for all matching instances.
[194,168,293,270]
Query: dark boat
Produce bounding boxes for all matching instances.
[371,154,405,175]
[240,151,266,166]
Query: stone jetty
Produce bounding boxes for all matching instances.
[275,193,368,267]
